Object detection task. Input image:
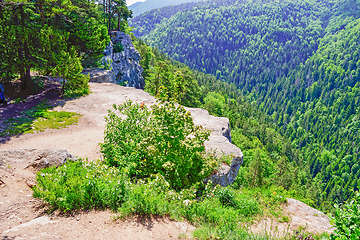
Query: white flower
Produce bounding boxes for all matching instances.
[183,199,191,206]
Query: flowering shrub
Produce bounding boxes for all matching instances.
[100,100,218,190]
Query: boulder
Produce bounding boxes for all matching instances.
[0,149,77,170]
[82,68,116,83]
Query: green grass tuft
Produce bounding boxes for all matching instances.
[1,101,81,137]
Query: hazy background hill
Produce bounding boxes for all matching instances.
[129,0,204,16]
[130,0,360,208]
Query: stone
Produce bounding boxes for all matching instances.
[3,216,56,233]
[305,235,314,240]
[105,31,145,89]
[0,149,77,170]
[186,107,243,187]
[82,68,116,83]
[295,231,304,240]
[0,179,5,188]
[25,179,37,188]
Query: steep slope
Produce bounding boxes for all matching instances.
[129,0,204,16]
[129,0,234,37]
[131,0,360,207]
[129,1,205,37]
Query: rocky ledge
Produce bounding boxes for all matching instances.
[187,107,243,186]
[82,69,116,84]
[0,149,77,170]
[102,31,145,89]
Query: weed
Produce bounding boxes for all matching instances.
[113,42,124,53]
[33,160,129,212]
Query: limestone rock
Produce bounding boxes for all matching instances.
[186,107,243,187]
[0,149,77,170]
[104,31,145,89]
[82,68,116,83]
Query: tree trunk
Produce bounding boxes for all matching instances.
[19,5,30,89]
[108,0,111,31]
[14,7,26,89]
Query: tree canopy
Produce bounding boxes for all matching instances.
[131,0,360,210]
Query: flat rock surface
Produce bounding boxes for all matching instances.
[0,83,332,239]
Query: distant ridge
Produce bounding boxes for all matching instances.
[129,0,203,16]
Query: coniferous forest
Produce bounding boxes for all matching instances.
[130,0,360,211]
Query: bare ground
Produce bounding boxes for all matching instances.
[0,82,333,239]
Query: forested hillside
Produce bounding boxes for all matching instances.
[131,0,360,208]
[128,0,204,17]
[132,36,325,209]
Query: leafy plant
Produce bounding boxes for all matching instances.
[33,160,129,212]
[100,99,218,190]
[113,42,124,53]
[331,192,360,240]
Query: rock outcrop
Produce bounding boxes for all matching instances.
[102,31,145,89]
[250,198,334,236]
[82,68,116,83]
[0,149,77,170]
[187,107,243,186]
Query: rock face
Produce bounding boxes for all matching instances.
[250,198,334,236]
[0,149,77,170]
[82,68,116,83]
[102,31,145,89]
[186,107,243,187]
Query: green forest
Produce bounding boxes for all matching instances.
[0,0,131,93]
[131,0,360,211]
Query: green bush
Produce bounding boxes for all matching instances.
[118,175,174,217]
[33,160,129,212]
[113,42,124,53]
[216,187,237,208]
[100,100,217,190]
[331,192,360,240]
[52,47,90,96]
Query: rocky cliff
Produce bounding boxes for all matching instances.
[102,31,145,89]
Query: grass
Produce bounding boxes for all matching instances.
[32,158,290,239]
[63,87,90,99]
[33,158,333,240]
[0,100,82,137]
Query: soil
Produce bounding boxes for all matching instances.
[0,82,333,239]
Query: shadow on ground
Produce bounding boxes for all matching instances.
[0,79,82,144]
